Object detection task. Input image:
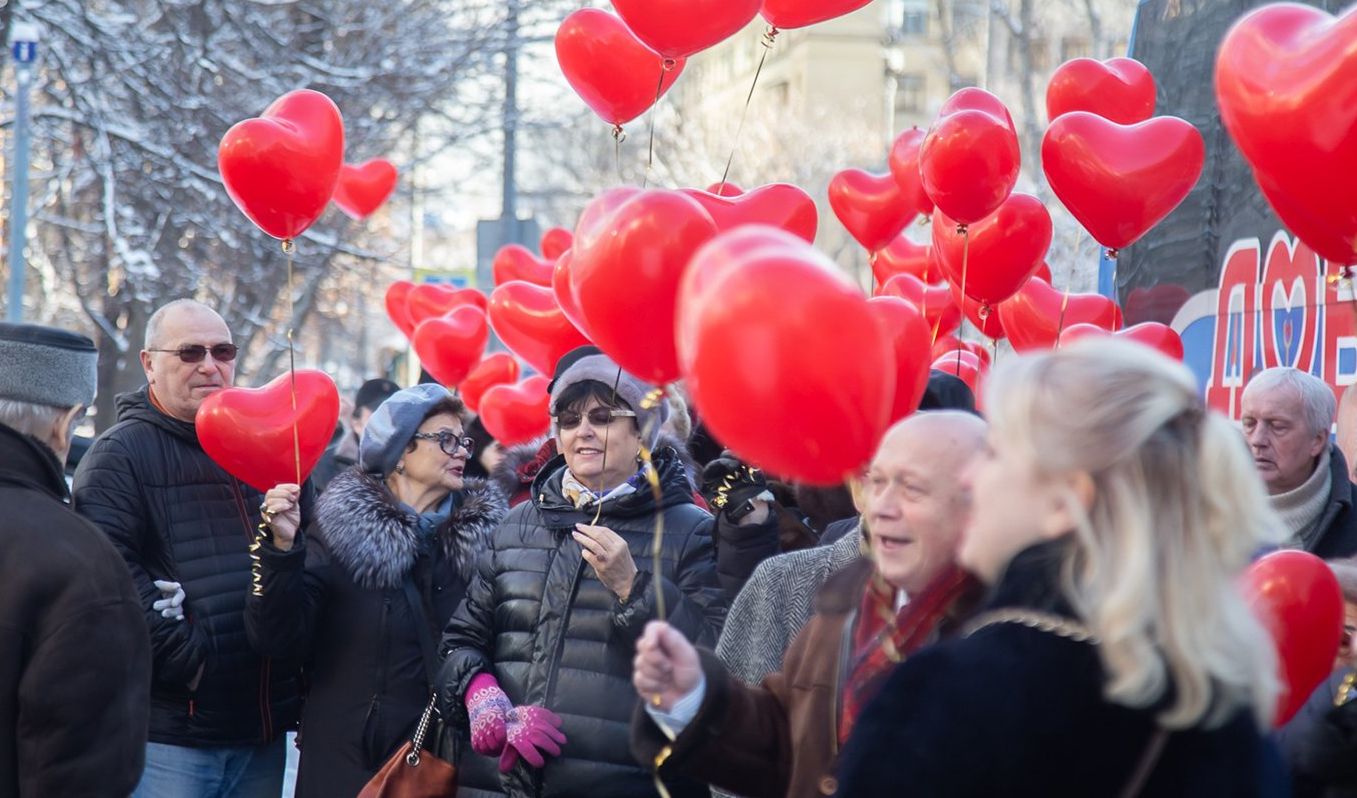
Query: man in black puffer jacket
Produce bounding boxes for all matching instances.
[73,300,306,797]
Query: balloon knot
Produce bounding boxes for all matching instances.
[955,223,967,235]
[762,27,779,47]
[977,303,991,321]
[281,238,295,255]
[662,58,677,71]
[612,125,627,143]
[1106,248,1120,260]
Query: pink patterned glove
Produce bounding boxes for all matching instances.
[498,705,567,773]
[466,672,512,756]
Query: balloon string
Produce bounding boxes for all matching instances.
[716,27,777,193]
[643,62,671,189]
[1056,287,1071,347]
[956,227,970,378]
[282,238,301,485]
[639,385,671,798]
[612,125,626,184]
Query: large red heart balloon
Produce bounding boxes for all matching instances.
[385,281,416,338]
[997,277,1123,352]
[760,0,874,30]
[920,89,1020,225]
[218,89,345,240]
[479,376,551,446]
[196,369,340,492]
[872,233,934,286]
[1042,112,1205,250]
[867,296,932,423]
[932,193,1053,306]
[612,0,761,60]
[950,285,1007,340]
[552,250,591,338]
[877,274,961,339]
[571,188,719,383]
[1058,321,1184,361]
[1243,550,1345,727]
[678,227,895,484]
[406,284,488,327]
[412,307,489,387]
[679,183,819,243]
[459,353,521,415]
[888,127,934,215]
[540,228,574,261]
[828,169,915,253]
[332,158,398,221]
[1046,57,1156,125]
[488,280,591,377]
[493,244,554,287]
[1216,4,1357,265]
[555,9,686,127]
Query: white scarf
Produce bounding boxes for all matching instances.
[1273,447,1333,550]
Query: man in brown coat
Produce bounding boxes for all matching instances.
[630,411,986,798]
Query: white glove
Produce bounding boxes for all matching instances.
[152,580,186,622]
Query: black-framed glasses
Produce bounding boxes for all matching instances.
[147,343,239,363]
[553,407,637,430]
[412,431,476,457]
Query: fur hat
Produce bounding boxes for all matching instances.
[0,322,97,408]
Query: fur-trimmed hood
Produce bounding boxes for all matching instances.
[314,468,507,590]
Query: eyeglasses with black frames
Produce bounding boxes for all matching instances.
[553,407,638,430]
[411,430,476,457]
[147,343,239,364]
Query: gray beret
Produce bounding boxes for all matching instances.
[359,383,455,477]
[0,322,97,408]
[548,354,669,449]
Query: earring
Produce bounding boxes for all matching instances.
[395,463,405,475]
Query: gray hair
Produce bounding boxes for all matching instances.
[1242,367,1336,437]
[144,299,219,350]
[0,397,71,440]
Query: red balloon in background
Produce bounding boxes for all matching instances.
[563,186,643,335]
[1034,261,1053,283]
[932,193,1053,306]
[1059,322,1185,361]
[828,169,915,253]
[332,158,398,221]
[488,280,591,377]
[760,0,874,30]
[218,89,344,240]
[412,307,490,387]
[679,183,819,243]
[920,88,1021,225]
[611,0,761,60]
[459,353,521,415]
[479,376,551,446]
[1243,550,1345,727]
[1046,57,1156,124]
[998,277,1123,352]
[706,182,744,197]
[552,250,591,338]
[493,244,555,287]
[678,227,895,484]
[555,9,686,127]
[877,274,961,339]
[540,227,574,261]
[385,281,416,338]
[888,127,934,215]
[1216,4,1357,265]
[196,369,340,492]
[931,335,991,366]
[867,296,933,423]
[1043,112,1205,250]
[406,284,488,327]
[950,285,1007,340]
[571,189,718,383]
[930,349,987,397]
[872,234,934,286]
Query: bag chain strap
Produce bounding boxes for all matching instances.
[406,694,440,767]
[961,608,1099,644]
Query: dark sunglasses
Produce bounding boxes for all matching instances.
[148,343,239,363]
[412,431,476,457]
[553,407,637,430]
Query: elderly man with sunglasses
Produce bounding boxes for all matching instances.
[73,299,309,798]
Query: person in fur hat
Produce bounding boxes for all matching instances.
[244,384,507,797]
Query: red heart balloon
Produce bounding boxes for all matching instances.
[1216,4,1357,265]
[412,307,489,387]
[920,89,1021,225]
[997,277,1123,352]
[196,369,340,492]
[571,189,719,383]
[949,284,1008,340]
[488,280,591,377]
[867,296,932,423]
[459,353,521,415]
[385,281,416,339]
[931,335,992,366]
[555,9,687,127]
[1042,112,1205,250]
[493,244,554,287]
[332,158,398,221]
[679,183,819,243]
[612,0,761,60]
[479,376,551,446]
[1243,550,1345,727]
[1058,322,1185,361]
[876,274,961,340]
[872,233,934,286]
[760,0,874,30]
[218,89,345,240]
[540,228,574,261]
[930,349,988,397]
[678,227,895,484]
[888,127,934,215]
[706,182,744,197]
[406,284,488,327]
[932,193,1053,306]
[828,169,915,253]
[552,250,591,339]
[1046,57,1156,124]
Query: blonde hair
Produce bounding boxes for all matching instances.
[984,338,1281,730]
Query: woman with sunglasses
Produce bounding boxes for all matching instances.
[244,383,507,797]
[438,350,726,798]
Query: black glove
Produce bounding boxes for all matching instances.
[701,451,772,522]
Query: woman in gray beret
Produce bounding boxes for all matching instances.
[243,383,508,797]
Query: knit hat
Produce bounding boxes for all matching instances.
[359,383,455,477]
[548,352,669,449]
[354,378,401,415]
[0,322,98,408]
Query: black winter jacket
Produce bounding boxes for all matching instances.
[0,424,151,798]
[1278,668,1357,798]
[438,447,727,798]
[72,387,307,747]
[246,468,506,797]
[1306,444,1357,560]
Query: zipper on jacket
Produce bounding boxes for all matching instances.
[259,657,274,742]
[188,698,196,719]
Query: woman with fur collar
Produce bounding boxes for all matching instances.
[245,384,507,797]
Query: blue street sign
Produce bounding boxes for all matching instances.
[12,41,37,63]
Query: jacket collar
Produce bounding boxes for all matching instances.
[115,385,200,445]
[983,538,1078,618]
[0,422,69,501]
[530,445,696,521]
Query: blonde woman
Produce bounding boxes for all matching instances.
[836,339,1289,797]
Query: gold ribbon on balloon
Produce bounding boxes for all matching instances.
[955,224,971,377]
